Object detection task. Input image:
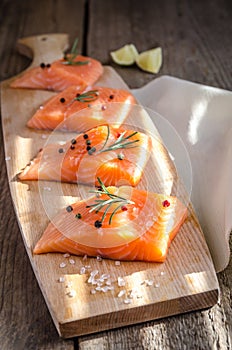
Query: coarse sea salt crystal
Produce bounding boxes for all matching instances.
[117,290,126,298]
[69,259,75,265]
[118,277,126,287]
[59,262,66,268]
[101,286,110,293]
[90,270,99,277]
[146,280,154,286]
[58,276,65,283]
[67,290,76,298]
[123,298,132,304]
[154,283,160,288]
[115,261,121,266]
[80,266,86,275]
[90,289,96,295]
[96,255,102,262]
[84,265,91,269]
[63,253,70,258]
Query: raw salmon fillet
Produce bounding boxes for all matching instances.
[27,86,136,131]
[33,185,187,262]
[10,55,103,92]
[18,125,152,187]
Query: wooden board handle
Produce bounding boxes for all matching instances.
[16,33,69,68]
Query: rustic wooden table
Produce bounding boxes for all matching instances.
[0,1,231,349]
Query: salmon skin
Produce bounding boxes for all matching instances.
[33,185,187,262]
[10,55,103,92]
[18,125,152,187]
[27,86,136,132]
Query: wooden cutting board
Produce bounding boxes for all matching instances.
[1,33,219,338]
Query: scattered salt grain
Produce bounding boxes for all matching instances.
[106,280,112,286]
[90,289,96,295]
[43,186,51,191]
[117,277,126,287]
[63,253,70,258]
[154,283,160,288]
[160,271,165,276]
[83,254,88,261]
[123,298,132,304]
[107,285,114,291]
[101,285,110,293]
[39,105,44,110]
[96,255,102,262]
[41,134,47,139]
[118,290,126,298]
[69,258,75,265]
[58,276,65,283]
[95,286,102,291]
[80,266,86,275]
[115,261,121,266]
[67,290,76,298]
[59,262,66,268]
[146,280,154,286]
[5,156,11,161]
[84,265,91,269]
[90,270,99,277]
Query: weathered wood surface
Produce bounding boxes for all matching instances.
[0,0,231,349]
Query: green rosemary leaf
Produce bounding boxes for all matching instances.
[99,130,139,153]
[70,37,79,55]
[62,37,89,66]
[62,60,89,66]
[87,178,134,225]
[75,90,99,102]
[109,203,124,225]
[99,125,110,152]
[97,177,108,193]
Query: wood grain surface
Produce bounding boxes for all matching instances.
[0,0,231,349]
[1,33,219,338]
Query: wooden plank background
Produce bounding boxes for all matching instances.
[0,0,231,349]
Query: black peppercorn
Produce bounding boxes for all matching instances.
[66,206,73,212]
[94,220,102,228]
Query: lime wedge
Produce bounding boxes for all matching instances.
[136,47,162,74]
[110,44,139,66]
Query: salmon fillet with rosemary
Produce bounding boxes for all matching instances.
[18,125,152,187]
[10,55,103,92]
[33,182,187,262]
[26,86,136,131]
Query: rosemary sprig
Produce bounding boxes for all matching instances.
[74,90,99,103]
[86,177,134,225]
[99,125,139,153]
[63,38,89,66]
